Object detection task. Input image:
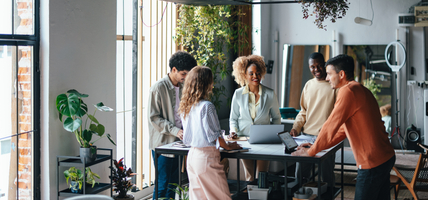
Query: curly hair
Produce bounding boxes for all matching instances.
[169,51,197,72]
[232,55,267,87]
[380,104,391,117]
[179,66,213,119]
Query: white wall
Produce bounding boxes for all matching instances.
[259,0,423,138]
[40,0,117,199]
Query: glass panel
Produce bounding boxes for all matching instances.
[344,45,392,106]
[116,40,133,169]
[14,0,35,35]
[0,45,14,199]
[0,0,13,34]
[17,45,33,199]
[0,45,33,200]
[123,0,132,36]
[117,0,124,35]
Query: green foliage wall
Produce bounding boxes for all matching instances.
[175,5,250,110]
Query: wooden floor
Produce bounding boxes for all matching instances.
[333,166,416,200]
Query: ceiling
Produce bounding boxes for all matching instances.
[159,0,302,6]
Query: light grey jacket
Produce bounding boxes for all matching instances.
[229,84,281,136]
[147,75,181,150]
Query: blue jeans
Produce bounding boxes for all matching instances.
[354,155,396,200]
[152,150,179,200]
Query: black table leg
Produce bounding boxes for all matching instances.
[284,161,288,200]
[178,155,182,195]
[341,146,344,200]
[318,161,322,200]
[237,158,241,194]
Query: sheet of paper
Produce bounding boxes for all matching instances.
[293,134,315,142]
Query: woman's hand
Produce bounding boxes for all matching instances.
[228,132,238,139]
[227,141,242,150]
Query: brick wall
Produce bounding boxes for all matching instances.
[15,0,33,199]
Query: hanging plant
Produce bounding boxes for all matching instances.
[299,0,350,30]
[175,5,251,110]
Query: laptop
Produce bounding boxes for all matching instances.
[248,124,285,144]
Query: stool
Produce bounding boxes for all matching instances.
[390,175,401,200]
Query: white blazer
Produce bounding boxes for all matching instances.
[229,84,281,136]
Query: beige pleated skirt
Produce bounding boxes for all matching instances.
[187,146,232,200]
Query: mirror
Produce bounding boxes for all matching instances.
[280,44,392,110]
[344,45,392,107]
[281,44,331,109]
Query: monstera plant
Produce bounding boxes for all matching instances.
[56,89,116,163]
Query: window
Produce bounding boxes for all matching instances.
[116,0,177,192]
[0,0,40,199]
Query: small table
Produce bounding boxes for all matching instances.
[154,141,344,200]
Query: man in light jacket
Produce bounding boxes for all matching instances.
[147,51,197,199]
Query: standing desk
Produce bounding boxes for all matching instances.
[154,141,344,200]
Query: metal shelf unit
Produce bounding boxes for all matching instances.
[56,148,113,200]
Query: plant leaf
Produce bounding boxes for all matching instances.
[87,114,99,124]
[82,129,93,143]
[56,93,80,117]
[67,89,89,98]
[107,134,116,146]
[64,117,82,132]
[95,102,114,112]
[96,124,105,136]
[75,100,88,118]
[89,124,98,132]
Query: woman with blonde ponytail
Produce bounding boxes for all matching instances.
[180,66,241,200]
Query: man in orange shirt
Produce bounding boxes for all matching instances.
[292,54,395,200]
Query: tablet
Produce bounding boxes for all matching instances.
[277,131,298,152]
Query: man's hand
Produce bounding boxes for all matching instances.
[291,147,310,156]
[296,142,312,150]
[228,132,238,139]
[177,130,183,140]
[290,129,299,137]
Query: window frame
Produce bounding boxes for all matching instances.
[0,0,40,198]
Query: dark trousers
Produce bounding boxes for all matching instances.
[354,155,396,200]
[152,150,179,200]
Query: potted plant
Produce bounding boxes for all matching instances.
[86,167,101,188]
[64,167,100,193]
[64,167,84,193]
[56,89,116,163]
[109,158,137,200]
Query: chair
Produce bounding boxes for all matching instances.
[389,175,401,200]
[64,194,114,200]
[393,143,428,200]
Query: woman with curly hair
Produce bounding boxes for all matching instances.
[180,66,241,199]
[229,55,282,181]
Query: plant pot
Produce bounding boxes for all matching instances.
[69,181,82,194]
[113,194,134,200]
[80,146,97,164]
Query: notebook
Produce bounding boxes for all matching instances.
[248,124,285,144]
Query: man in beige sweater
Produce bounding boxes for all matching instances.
[290,52,337,190]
